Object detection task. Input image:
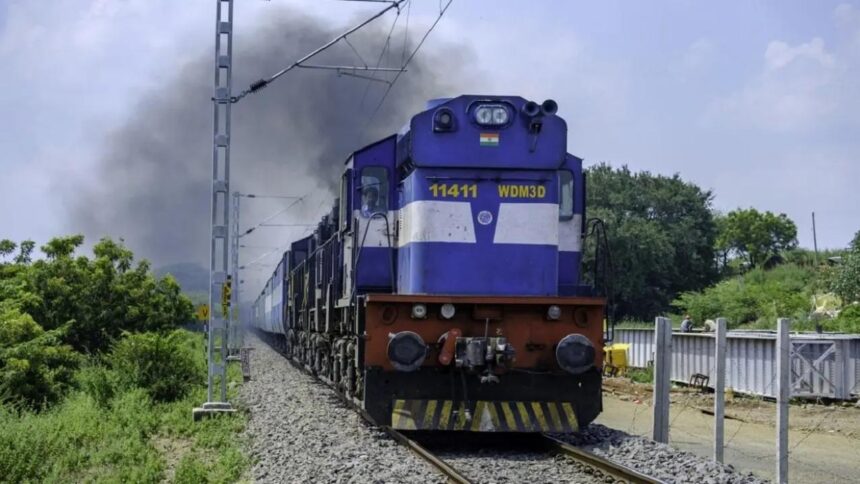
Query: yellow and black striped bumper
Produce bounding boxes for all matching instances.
[391,400,579,432]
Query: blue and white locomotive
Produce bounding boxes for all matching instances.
[252,95,606,432]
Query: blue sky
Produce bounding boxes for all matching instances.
[1,0,858,265]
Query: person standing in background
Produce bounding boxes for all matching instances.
[680,314,693,332]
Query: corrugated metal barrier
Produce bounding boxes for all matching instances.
[613,328,860,400]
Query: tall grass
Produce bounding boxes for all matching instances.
[0,331,248,483]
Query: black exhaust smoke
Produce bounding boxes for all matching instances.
[68,7,470,268]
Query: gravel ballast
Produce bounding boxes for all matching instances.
[241,331,768,483]
[239,332,445,483]
[434,448,606,483]
[557,425,768,483]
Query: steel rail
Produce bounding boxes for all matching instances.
[539,434,664,484]
[381,427,472,484]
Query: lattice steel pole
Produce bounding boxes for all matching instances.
[194,0,235,419]
[229,191,241,355]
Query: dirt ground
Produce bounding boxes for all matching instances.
[597,377,860,483]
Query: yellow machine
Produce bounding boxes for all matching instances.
[603,343,630,376]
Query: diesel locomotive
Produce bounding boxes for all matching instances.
[251,95,607,433]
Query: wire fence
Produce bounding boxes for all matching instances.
[611,319,859,483]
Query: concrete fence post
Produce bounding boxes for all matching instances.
[652,316,672,443]
[776,318,790,484]
[713,317,727,463]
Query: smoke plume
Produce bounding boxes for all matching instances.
[70,8,468,271]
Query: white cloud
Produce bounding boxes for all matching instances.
[684,38,715,71]
[705,33,855,132]
[764,37,834,71]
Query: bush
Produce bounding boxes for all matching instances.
[833,304,860,333]
[0,307,43,347]
[174,456,210,484]
[0,389,163,483]
[831,252,860,304]
[109,331,203,402]
[0,324,82,410]
[673,264,816,328]
[75,362,121,407]
[627,366,653,384]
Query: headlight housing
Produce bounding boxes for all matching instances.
[473,104,510,127]
[440,303,456,320]
[556,333,595,374]
[387,331,427,372]
[433,107,455,132]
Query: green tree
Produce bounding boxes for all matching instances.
[832,252,860,304]
[0,240,16,262]
[6,236,193,353]
[14,240,35,265]
[850,229,860,252]
[584,164,718,320]
[0,309,81,409]
[716,208,797,268]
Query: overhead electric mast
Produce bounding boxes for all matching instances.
[194,0,236,419]
[196,0,451,419]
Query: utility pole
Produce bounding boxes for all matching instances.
[812,212,819,265]
[193,0,236,420]
[229,191,241,357]
[230,192,304,357]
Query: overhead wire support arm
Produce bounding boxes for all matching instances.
[236,193,302,200]
[239,196,306,238]
[232,0,407,103]
[298,64,404,72]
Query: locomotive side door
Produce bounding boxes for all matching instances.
[351,136,397,293]
[339,165,354,306]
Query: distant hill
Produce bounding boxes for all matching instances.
[155,262,209,294]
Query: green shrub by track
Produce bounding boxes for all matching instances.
[0,331,248,483]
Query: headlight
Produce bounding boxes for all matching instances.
[474,104,510,126]
[556,333,596,374]
[411,303,427,319]
[491,107,509,125]
[547,305,561,320]
[440,303,456,320]
[475,106,494,125]
[387,331,427,372]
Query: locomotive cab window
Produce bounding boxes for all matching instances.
[360,166,388,218]
[559,170,574,220]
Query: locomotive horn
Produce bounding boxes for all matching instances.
[522,100,541,117]
[540,99,558,116]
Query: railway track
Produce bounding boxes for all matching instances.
[387,428,663,484]
[256,331,662,484]
[536,434,662,484]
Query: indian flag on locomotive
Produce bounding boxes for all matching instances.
[479,132,499,146]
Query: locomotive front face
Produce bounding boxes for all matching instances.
[261,95,605,434]
[396,96,583,297]
[357,95,605,432]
